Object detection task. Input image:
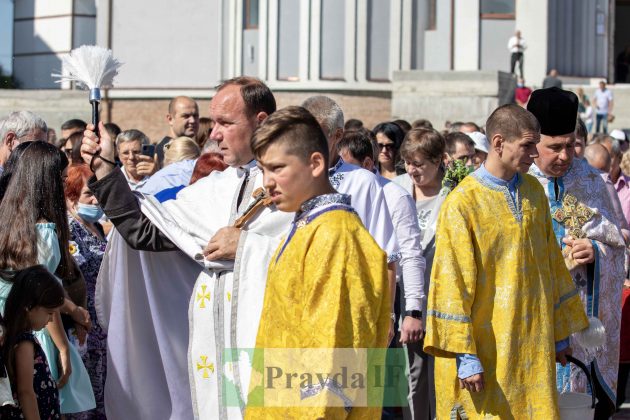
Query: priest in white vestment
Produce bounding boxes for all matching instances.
[83,78,292,420]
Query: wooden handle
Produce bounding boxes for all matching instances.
[233,188,273,229]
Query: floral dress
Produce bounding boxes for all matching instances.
[66,216,108,420]
[3,332,61,419]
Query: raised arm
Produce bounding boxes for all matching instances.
[82,123,177,251]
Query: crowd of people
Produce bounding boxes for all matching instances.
[0,78,627,420]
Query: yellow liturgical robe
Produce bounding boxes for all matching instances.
[424,172,588,419]
[245,195,390,420]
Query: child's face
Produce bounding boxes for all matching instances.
[27,306,59,331]
[258,142,320,212]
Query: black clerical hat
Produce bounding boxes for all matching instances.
[527,87,578,136]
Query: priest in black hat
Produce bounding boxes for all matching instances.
[528,87,625,418]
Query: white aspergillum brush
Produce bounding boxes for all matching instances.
[52,45,122,138]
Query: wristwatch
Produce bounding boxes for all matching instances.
[405,310,422,319]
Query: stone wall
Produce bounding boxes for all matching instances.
[1,80,629,143]
[104,91,392,142]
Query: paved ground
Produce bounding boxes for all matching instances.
[615,404,630,419]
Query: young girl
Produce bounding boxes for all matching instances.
[1,265,65,419]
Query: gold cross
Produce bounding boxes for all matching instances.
[196,285,211,309]
[196,356,215,379]
[552,194,594,239]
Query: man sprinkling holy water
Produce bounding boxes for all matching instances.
[528,87,626,418]
[423,104,589,419]
[81,77,293,419]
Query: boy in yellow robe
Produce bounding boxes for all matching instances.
[245,106,390,419]
[423,104,589,419]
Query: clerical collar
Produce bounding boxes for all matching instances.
[237,160,258,176]
[298,193,350,217]
[328,158,345,175]
[529,161,574,181]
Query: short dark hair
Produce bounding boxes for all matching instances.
[445,132,475,155]
[412,119,433,130]
[251,106,328,164]
[344,118,364,131]
[486,104,541,143]
[61,119,86,132]
[393,119,412,133]
[216,76,276,117]
[449,121,464,133]
[337,128,377,162]
[104,122,122,139]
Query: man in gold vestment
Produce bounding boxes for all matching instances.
[424,105,588,419]
[245,107,390,419]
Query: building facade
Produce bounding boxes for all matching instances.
[5,0,629,138]
[11,0,626,90]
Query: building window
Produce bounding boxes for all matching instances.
[0,0,13,76]
[427,0,436,30]
[245,0,259,29]
[480,0,515,19]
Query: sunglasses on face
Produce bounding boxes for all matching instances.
[378,143,396,151]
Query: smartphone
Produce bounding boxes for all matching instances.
[141,144,156,157]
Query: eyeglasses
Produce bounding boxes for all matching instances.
[377,143,396,151]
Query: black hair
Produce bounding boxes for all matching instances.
[0,142,73,280]
[337,129,377,162]
[1,265,65,382]
[372,121,406,174]
[61,119,87,132]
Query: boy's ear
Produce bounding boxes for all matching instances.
[310,151,327,177]
[255,112,269,126]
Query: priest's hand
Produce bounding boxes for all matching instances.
[556,346,572,366]
[459,373,484,393]
[204,227,242,261]
[400,317,424,344]
[81,122,116,179]
[563,237,595,265]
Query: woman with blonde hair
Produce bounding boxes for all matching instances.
[163,136,201,167]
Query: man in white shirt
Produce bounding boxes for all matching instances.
[302,95,402,344]
[594,80,614,134]
[507,30,527,78]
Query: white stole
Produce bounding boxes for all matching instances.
[95,166,293,420]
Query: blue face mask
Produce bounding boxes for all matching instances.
[77,203,104,223]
